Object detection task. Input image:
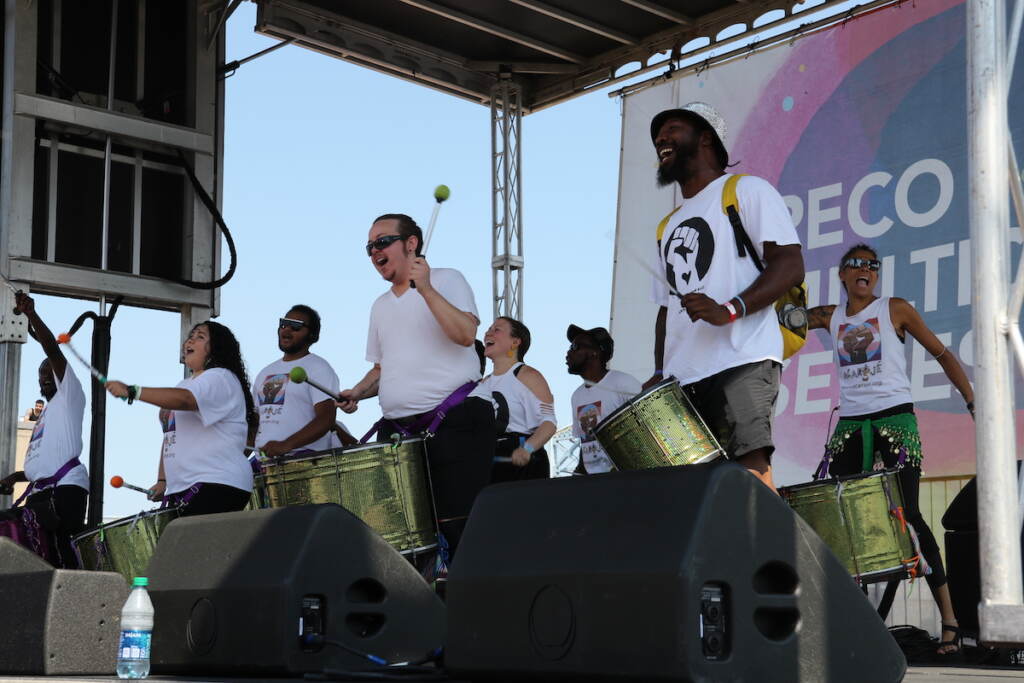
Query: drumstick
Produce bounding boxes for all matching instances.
[422,184,450,254]
[109,475,153,496]
[56,333,109,384]
[619,242,684,301]
[0,271,19,295]
[411,184,450,290]
[288,366,340,400]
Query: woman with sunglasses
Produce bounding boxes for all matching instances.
[106,321,258,516]
[469,317,557,482]
[807,243,973,655]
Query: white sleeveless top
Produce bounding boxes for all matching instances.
[469,362,556,435]
[830,297,913,417]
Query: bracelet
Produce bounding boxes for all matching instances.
[723,301,738,323]
[653,369,664,376]
[157,478,166,483]
[522,442,536,454]
[966,401,975,412]
[127,385,141,405]
[934,346,948,360]
[734,295,747,317]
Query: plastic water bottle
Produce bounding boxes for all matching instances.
[116,577,154,679]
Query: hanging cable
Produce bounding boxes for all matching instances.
[173,150,238,290]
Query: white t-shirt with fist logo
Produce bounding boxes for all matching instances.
[651,173,799,385]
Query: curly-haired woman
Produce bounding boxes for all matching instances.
[106,321,258,516]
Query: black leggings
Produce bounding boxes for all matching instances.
[176,483,251,517]
[25,485,88,569]
[829,409,947,590]
[381,397,495,560]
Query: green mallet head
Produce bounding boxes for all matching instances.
[288,366,308,384]
[433,184,451,202]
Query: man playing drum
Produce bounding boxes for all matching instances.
[252,305,339,459]
[566,325,640,474]
[645,103,804,490]
[339,213,494,559]
[0,292,88,567]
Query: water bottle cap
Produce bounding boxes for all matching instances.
[132,577,149,587]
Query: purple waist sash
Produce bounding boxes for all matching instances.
[361,381,478,443]
[13,457,82,507]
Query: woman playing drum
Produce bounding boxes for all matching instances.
[470,317,557,482]
[105,321,258,516]
[807,243,974,655]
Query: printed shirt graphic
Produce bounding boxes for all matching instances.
[160,408,177,461]
[259,374,289,406]
[576,402,602,443]
[651,174,799,384]
[838,319,882,367]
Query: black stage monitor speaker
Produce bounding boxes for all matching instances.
[147,504,445,676]
[448,462,907,682]
[942,470,1024,636]
[0,538,129,675]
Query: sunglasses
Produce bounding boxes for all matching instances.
[569,341,597,352]
[841,257,881,272]
[279,318,307,331]
[365,234,404,256]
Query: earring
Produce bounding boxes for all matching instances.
[507,349,516,359]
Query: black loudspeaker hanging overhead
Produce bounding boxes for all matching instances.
[447,462,907,682]
[145,504,445,676]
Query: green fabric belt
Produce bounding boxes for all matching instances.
[827,412,923,472]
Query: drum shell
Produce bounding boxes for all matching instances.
[593,379,723,470]
[251,440,436,555]
[780,470,916,584]
[72,508,179,582]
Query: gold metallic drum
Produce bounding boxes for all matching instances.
[593,378,723,470]
[251,439,437,555]
[780,469,918,584]
[72,508,179,582]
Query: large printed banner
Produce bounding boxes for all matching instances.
[611,0,1024,485]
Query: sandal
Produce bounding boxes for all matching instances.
[938,623,962,655]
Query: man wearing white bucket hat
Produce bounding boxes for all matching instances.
[646,102,804,491]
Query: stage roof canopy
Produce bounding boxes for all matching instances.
[253,0,857,112]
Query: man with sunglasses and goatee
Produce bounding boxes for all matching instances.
[340,214,493,560]
[251,305,340,459]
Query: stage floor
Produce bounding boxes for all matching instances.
[2,667,1023,682]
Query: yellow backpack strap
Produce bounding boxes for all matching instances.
[655,206,680,242]
[720,173,746,215]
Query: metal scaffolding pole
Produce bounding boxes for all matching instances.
[967,0,1024,646]
[490,76,524,320]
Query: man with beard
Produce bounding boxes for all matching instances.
[566,325,640,474]
[0,292,88,567]
[339,214,492,560]
[251,305,339,458]
[646,103,803,491]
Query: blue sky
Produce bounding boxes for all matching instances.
[21,3,624,517]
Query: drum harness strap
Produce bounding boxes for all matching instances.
[160,484,202,510]
[359,380,478,443]
[12,457,82,508]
